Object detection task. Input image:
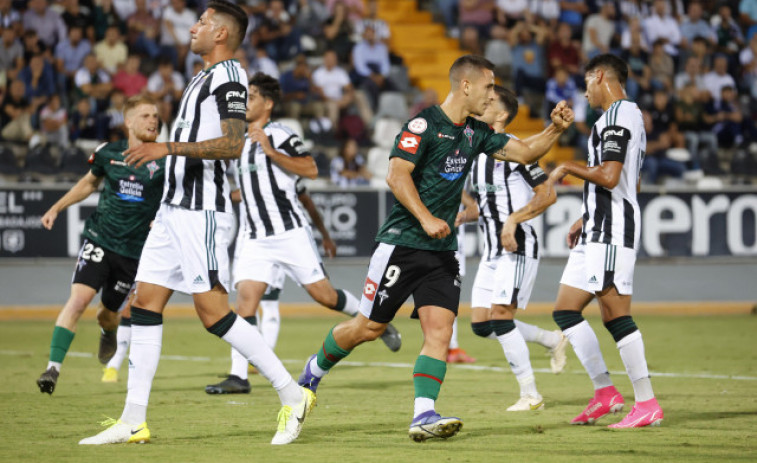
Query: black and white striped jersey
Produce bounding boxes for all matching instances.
[234,121,311,239]
[162,59,248,212]
[581,99,645,250]
[470,148,548,260]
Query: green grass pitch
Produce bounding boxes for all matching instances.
[1,313,756,462]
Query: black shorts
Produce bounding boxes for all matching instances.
[358,243,461,323]
[71,238,138,312]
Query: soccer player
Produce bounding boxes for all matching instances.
[36,95,165,395]
[79,1,314,446]
[205,73,400,395]
[455,86,568,412]
[548,54,663,428]
[296,55,574,442]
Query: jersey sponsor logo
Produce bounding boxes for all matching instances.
[472,183,504,193]
[290,136,307,155]
[146,161,160,179]
[407,117,427,134]
[175,119,191,129]
[237,163,259,174]
[437,132,455,140]
[110,160,128,166]
[226,90,246,101]
[363,277,377,301]
[438,149,468,181]
[603,128,628,138]
[604,140,621,153]
[463,124,474,147]
[228,101,246,112]
[398,131,421,154]
[88,153,95,164]
[116,177,146,202]
[525,163,546,180]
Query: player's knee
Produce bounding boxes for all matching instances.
[471,321,493,338]
[490,319,516,336]
[603,315,638,342]
[553,310,584,331]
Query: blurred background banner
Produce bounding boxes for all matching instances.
[1,186,755,259]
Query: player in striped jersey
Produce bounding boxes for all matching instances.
[456,86,568,411]
[80,1,314,447]
[205,73,400,394]
[549,54,663,428]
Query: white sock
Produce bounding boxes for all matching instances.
[230,347,249,380]
[497,329,537,397]
[122,324,162,425]
[515,320,560,349]
[564,320,612,390]
[338,289,359,317]
[449,317,460,349]
[106,324,131,370]
[46,361,62,372]
[260,300,281,349]
[617,330,655,402]
[308,355,327,377]
[221,315,293,396]
[277,379,304,407]
[413,397,435,418]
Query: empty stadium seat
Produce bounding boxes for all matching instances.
[366,146,391,189]
[0,145,20,175]
[371,117,403,149]
[375,92,409,121]
[59,146,90,175]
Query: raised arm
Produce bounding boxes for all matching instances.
[386,157,450,239]
[41,171,103,230]
[501,181,556,252]
[492,101,574,164]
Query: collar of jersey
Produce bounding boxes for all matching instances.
[434,105,467,127]
[203,58,240,73]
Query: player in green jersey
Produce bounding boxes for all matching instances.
[36,95,165,395]
[296,55,574,441]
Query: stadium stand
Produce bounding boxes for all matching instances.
[0,0,753,187]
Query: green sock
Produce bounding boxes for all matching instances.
[316,328,351,371]
[49,326,75,364]
[413,355,447,400]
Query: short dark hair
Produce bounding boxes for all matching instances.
[584,54,628,85]
[449,54,495,85]
[494,86,519,126]
[207,0,248,50]
[249,72,281,107]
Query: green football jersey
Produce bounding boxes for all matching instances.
[83,139,165,259]
[375,105,510,251]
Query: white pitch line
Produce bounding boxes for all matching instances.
[5,350,756,382]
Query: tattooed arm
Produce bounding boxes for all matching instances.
[123,119,247,167]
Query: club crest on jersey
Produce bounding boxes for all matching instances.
[463,125,474,147]
[398,131,421,154]
[146,161,160,179]
[438,149,467,181]
[407,117,427,134]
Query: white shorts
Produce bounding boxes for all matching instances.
[136,204,234,294]
[560,242,636,295]
[233,227,325,288]
[471,253,539,310]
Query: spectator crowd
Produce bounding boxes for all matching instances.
[0,0,755,186]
